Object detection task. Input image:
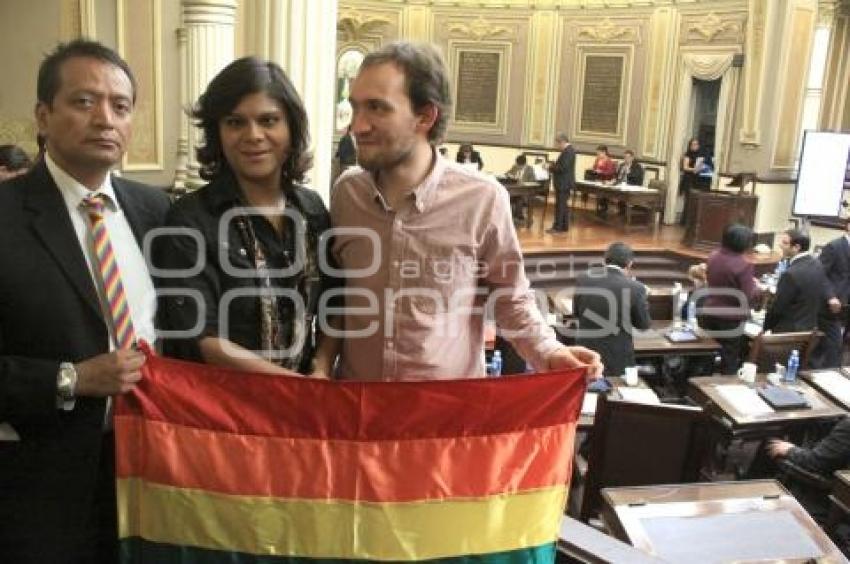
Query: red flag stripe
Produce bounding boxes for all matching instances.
[115,415,576,502]
[118,353,586,441]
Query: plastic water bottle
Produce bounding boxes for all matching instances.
[785,349,800,384]
[673,282,684,323]
[490,351,503,377]
[686,299,697,327]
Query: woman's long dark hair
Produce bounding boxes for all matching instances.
[192,57,312,186]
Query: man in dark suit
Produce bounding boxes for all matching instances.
[813,221,850,367]
[764,229,835,334]
[573,243,652,377]
[547,132,575,233]
[615,149,645,186]
[0,40,170,563]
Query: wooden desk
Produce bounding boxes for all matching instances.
[500,180,544,229]
[575,180,663,228]
[683,190,759,250]
[579,377,658,430]
[558,515,665,563]
[688,375,844,436]
[801,369,850,412]
[601,480,847,562]
[634,322,721,358]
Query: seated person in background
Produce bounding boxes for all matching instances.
[505,155,536,222]
[505,154,535,182]
[615,149,644,186]
[767,418,850,551]
[532,157,550,181]
[767,417,850,478]
[574,242,651,377]
[589,144,615,181]
[590,145,617,214]
[764,229,835,333]
[0,144,33,181]
[456,142,483,170]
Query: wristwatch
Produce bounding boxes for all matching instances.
[57,362,78,401]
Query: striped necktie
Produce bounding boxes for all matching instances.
[81,193,137,349]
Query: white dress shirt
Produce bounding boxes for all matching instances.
[46,153,157,348]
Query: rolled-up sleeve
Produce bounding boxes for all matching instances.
[482,188,561,370]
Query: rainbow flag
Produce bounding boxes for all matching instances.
[115,351,585,563]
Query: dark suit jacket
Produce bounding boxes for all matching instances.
[819,235,850,305]
[788,416,850,477]
[615,161,645,186]
[764,254,831,333]
[573,266,651,377]
[550,145,576,193]
[0,161,169,562]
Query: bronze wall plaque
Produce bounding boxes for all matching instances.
[455,50,501,124]
[580,55,624,135]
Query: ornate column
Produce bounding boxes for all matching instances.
[820,1,850,130]
[178,0,237,189]
[240,0,339,202]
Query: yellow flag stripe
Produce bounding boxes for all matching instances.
[117,478,567,561]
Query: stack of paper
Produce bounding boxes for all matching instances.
[715,384,774,416]
[618,387,661,405]
[581,393,598,415]
[812,371,850,408]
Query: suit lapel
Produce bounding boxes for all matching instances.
[113,177,147,249]
[23,162,103,319]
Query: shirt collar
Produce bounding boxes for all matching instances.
[45,152,119,212]
[790,251,811,264]
[371,146,444,213]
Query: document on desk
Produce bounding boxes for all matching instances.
[618,387,661,405]
[0,422,20,441]
[581,393,598,415]
[811,370,850,408]
[715,384,774,416]
[639,510,823,563]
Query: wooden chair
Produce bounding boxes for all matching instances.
[576,396,708,522]
[747,330,819,373]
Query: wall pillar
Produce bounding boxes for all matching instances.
[178,0,237,189]
[240,0,338,202]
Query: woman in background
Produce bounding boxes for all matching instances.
[456,143,484,170]
[699,224,761,374]
[679,137,706,225]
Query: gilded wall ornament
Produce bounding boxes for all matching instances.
[576,18,637,42]
[337,8,392,42]
[448,17,511,41]
[687,12,743,42]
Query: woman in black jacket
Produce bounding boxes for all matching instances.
[154,57,336,376]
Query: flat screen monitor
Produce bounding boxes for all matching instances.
[792,131,850,218]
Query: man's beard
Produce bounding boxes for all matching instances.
[357,140,415,173]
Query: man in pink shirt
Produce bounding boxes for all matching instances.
[314,41,602,381]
